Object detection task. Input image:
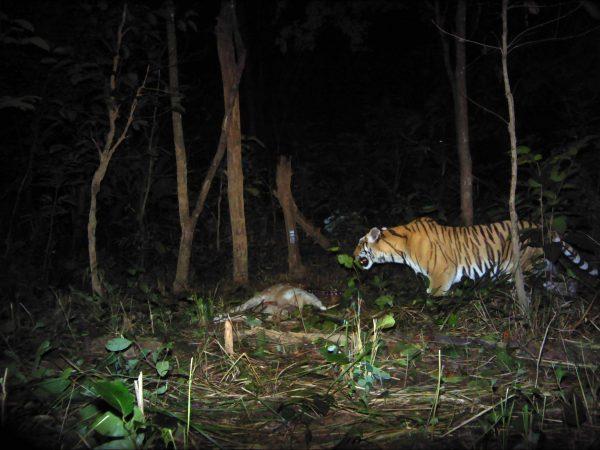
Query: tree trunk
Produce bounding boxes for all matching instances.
[167,0,248,294]
[166,0,194,294]
[217,0,248,284]
[88,160,108,296]
[290,201,331,251]
[173,220,195,294]
[87,5,146,297]
[454,0,473,226]
[275,156,305,279]
[501,0,530,317]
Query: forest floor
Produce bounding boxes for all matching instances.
[1,250,600,449]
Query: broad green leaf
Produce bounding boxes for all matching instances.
[126,359,139,372]
[527,178,542,188]
[516,145,531,155]
[93,380,134,417]
[80,404,100,421]
[105,338,132,352]
[131,406,145,425]
[550,167,567,182]
[156,361,170,377]
[337,254,354,268]
[376,314,395,330]
[36,377,70,396]
[328,246,340,252]
[155,384,168,395]
[375,295,393,309]
[91,411,128,437]
[95,437,137,450]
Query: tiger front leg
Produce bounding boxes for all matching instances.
[426,271,455,297]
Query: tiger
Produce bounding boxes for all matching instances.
[353,217,597,296]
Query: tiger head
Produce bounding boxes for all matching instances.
[353,227,408,270]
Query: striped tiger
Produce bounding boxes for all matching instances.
[353,217,597,296]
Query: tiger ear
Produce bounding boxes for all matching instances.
[367,227,381,244]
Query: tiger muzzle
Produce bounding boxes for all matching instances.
[357,257,370,267]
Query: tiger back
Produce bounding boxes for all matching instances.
[353,217,595,296]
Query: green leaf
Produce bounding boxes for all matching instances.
[446,312,458,328]
[131,406,145,425]
[95,437,137,450]
[394,343,422,361]
[527,178,542,188]
[105,338,133,352]
[80,404,100,421]
[320,345,350,364]
[91,411,128,437]
[550,167,567,182]
[35,340,52,358]
[516,145,531,155]
[34,340,52,369]
[551,216,567,234]
[554,365,566,384]
[156,361,170,377]
[327,246,340,252]
[376,314,395,330]
[374,295,394,309]
[155,384,168,395]
[443,375,465,384]
[36,377,70,396]
[93,380,135,417]
[337,254,354,268]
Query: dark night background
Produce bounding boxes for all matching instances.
[3,1,600,448]
[1,0,600,292]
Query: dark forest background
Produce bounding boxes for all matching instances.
[2,0,600,295]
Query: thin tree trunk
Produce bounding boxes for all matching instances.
[87,5,147,297]
[168,0,248,294]
[275,156,305,279]
[501,0,529,316]
[89,163,106,296]
[454,0,473,226]
[166,0,195,294]
[217,0,248,284]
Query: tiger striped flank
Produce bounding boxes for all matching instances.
[353,217,597,296]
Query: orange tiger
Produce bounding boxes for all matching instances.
[353,217,597,296]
